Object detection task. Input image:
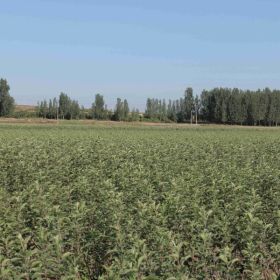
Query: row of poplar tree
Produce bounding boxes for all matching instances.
[38,87,280,126]
[37,93,140,121]
[145,87,280,126]
[2,78,280,125]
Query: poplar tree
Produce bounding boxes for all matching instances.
[0,79,15,117]
[184,87,194,123]
[92,94,105,120]
[123,99,129,121]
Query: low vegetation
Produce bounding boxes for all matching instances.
[0,124,279,279]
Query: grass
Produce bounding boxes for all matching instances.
[0,123,279,279]
[14,105,36,112]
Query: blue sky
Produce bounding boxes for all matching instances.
[1,0,280,109]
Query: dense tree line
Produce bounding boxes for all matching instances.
[200,88,280,126]
[2,77,280,126]
[144,87,280,126]
[23,87,280,126]
[145,88,200,124]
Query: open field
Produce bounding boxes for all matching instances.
[1,117,280,130]
[0,123,279,279]
[14,105,36,112]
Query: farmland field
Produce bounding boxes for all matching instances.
[0,123,279,279]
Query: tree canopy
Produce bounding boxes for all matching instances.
[2,77,280,126]
[0,79,15,116]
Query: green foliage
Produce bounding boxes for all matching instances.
[145,98,169,121]
[33,85,280,125]
[184,87,194,123]
[0,124,279,279]
[10,110,38,119]
[92,94,108,120]
[113,98,130,121]
[200,88,280,125]
[37,94,81,120]
[0,79,15,117]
